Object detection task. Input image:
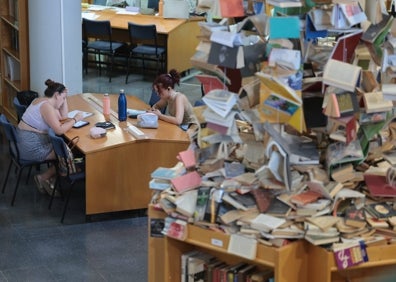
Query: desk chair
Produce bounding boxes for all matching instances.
[125,22,166,83]
[147,0,159,11]
[148,89,167,114]
[47,129,85,223]
[0,114,54,206]
[13,97,27,123]
[82,18,126,82]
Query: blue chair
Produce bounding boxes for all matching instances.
[47,128,85,223]
[148,89,167,114]
[125,22,166,83]
[13,97,27,123]
[0,114,54,206]
[82,18,126,82]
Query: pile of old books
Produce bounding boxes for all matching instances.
[150,0,396,263]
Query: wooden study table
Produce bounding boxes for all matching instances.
[65,93,189,215]
[82,6,203,73]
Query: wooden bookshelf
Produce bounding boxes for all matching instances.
[308,243,396,282]
[0,0,29,122]
[147,205,308,282]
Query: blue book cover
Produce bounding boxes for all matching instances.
[269,16,300,39]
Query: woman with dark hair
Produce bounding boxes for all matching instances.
[17,79,84,195]
[150,69,197,130]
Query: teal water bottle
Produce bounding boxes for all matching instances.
[118,89,127,121]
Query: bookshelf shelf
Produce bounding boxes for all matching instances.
[308,243,396,282]
[0,0,29,122]
[148,205,308,282]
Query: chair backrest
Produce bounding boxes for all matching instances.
[147,0,159,11]
[48,128,69,161]
[83,18,113,42]
[148,89,166,114]
[0,114,20,161]
[13,97,27,122]
[128,22,158,46]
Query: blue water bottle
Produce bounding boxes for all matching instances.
[118,89,127,121]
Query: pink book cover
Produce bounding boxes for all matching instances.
[171,171,202,193]
[206,121,228,135]
[334,241,368,270]
[177,149,196,169]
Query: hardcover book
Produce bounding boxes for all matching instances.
[365,202,396,219]
[363,91,393,113]
[333,241,368,270]
[171,171,202,194]
[323,59,361,92]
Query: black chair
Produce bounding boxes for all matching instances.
[147,0,159,11]
[47,128,85,223]
[13,97,27,123]
[125,22,166,83]
[82,18,126,82]
[0,114,54,206]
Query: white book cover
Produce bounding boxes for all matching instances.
[250,213,286,232]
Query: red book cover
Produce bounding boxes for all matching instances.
[363,174,396,197]
[171,171,202,193]
[290,190,322,206]
[196,74,227,95]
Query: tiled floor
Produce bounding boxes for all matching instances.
[0,68,202,281]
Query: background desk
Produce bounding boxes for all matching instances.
[65,93,189,215]
[83,7,203,73]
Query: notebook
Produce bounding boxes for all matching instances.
[67,110,93,119]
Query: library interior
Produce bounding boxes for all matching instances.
[1,0,396,281]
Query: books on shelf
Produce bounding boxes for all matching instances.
[227,233,257,260]
[332,240,368,270]
[4,54,20,81]
[304,233,340,246]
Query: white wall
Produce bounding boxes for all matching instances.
[29,0,82,96]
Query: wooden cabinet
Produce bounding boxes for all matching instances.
[0,0,29,122]
[148,205,308,282]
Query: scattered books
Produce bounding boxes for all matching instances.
[202,89,238,118]
[344,206,367,228]
[323,59,361,92]
[363,91,393,113]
